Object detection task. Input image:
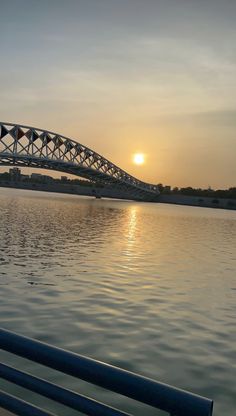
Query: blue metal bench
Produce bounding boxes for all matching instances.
[0,328,213,416]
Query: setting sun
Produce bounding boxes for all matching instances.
[133,153,145,165]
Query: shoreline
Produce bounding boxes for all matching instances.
[0,182,235,210]
[159,193,236,210]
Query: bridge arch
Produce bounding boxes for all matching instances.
[0,122,159,201]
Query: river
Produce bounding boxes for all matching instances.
[0,188,235,415]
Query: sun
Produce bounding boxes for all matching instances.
[133,153,145,165]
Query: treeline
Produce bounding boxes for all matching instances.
[158,184,236,200]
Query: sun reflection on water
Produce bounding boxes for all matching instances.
[124,206,139,258]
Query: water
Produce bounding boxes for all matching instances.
[0,188,235,415]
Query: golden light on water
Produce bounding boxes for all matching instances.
[133,153,145,165]
[124,206,138,258]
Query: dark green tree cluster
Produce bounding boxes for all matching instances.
[158,184,236,199]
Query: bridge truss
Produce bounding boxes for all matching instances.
[0,122,159,201]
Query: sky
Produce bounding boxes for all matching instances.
[0,0,235,189]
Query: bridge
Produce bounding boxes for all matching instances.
[0,122,159,201]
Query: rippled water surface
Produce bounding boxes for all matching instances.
[0,188,235,415]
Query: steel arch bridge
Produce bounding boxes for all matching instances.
[0,122,159,201]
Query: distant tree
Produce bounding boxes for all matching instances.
[157,183,164,192]
[180,187,194,195]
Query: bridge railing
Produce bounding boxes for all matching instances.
[0,328,213,416]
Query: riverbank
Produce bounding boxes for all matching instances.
[0,182,235,209]
[159,193,236,210]
[0,181,130,200]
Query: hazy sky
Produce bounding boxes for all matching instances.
[0,0,235,188]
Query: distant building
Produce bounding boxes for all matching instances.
[9,167,21,181]
[31,173,42,180]
[21,174,30,181]
[31,173,53,183]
